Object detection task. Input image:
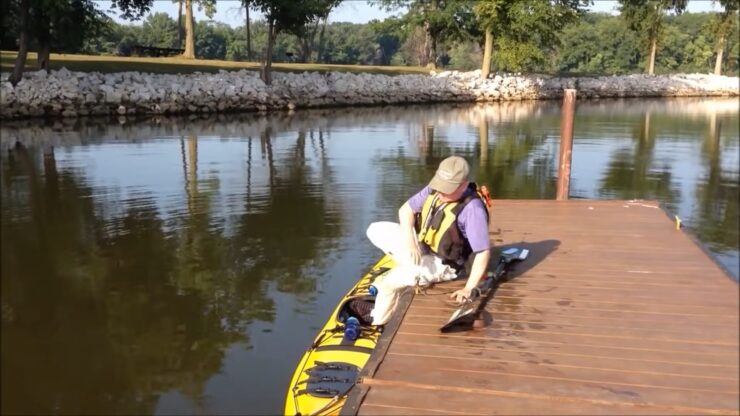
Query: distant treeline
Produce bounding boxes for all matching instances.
[3,11,736,76]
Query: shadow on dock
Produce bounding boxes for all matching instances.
[443,239,561,333]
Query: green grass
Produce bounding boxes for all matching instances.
[0,51,428,76]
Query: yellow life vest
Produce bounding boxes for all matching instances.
[415,183,489,266]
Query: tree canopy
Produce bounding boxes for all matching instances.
[619,0,689,74]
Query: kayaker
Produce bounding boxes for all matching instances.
[366,155,491,325]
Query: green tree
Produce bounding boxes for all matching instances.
[711,0,739,74]
[374,0,475,69]
[109,23,144,56]
[108,0,153,20]
[367,17,406,65]
[7,0,109,83]
[140,12,178,49]
[558,14,640,74]
[250,0,326,84]
[286,0,342,63]
[395,25,427,66]
[475,0,589,78]
[668,13,717,72]
[243,20,296,63]
[226,39,248,60]
[447,40,482,70]
[195,21,230,59]
[318,22,377,64]
[619,0,688,75]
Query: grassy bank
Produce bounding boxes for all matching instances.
[0,51,428,76]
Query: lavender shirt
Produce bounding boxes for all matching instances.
[407,186,491,253]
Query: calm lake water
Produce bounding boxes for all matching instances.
[1,98,738,415]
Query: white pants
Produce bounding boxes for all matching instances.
[366,221,458,325]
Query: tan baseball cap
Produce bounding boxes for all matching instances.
[429,156,469,194]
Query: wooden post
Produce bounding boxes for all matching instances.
[556,89,576,201]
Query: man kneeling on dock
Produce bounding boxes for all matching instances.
[366,155,491,325]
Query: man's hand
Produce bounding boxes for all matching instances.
[406,237,421,265]
[399,202,421,265]
[450,287,476,304]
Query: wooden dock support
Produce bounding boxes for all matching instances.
[556,89,576,201]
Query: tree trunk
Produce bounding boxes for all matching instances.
[36,11,51,71]
[481,28,493,79]
[647,35,657,75]
[246,7,251,60]
[306,23,320,63]
[37,41,50,71]
[316,16,328,63]
[9,0,30,86]
[183,0,195,59]
[423,21,436,69]
[177,0,183,49]
[714,34,725,75]
[299,36,310,63]
[261,19,275,85]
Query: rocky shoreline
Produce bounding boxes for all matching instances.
[1,68,738,119]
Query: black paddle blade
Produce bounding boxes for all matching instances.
[500,247,529,263]
[440,302,478,332]
[439,246,529,333]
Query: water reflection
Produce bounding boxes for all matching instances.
[599,111,681,210]
[695,114,739,254]
[1,98,737,414]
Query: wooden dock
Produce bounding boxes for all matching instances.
[343,200,739,415]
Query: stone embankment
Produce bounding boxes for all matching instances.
[1,68,738,119]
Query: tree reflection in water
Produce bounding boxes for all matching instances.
[0,123,343,414]
[599,111,681,209]
[694,114,738,253]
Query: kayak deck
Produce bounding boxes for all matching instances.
[284,256,396,416]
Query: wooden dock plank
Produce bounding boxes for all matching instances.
[412,295,738,316]
[369,358,740,411]
[386,338,740,379]
[380,353,739,393]
[402,314,740,345]
[358,384,720,415]
[389,330,739,368]
[358,378,738,416]
[352,200,739,415]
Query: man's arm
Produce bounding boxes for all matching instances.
[451,249,490,303]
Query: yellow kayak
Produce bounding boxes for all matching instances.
[284,255,395,416]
